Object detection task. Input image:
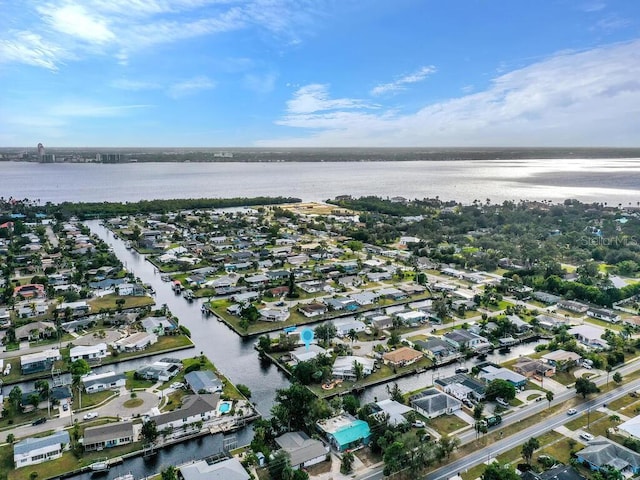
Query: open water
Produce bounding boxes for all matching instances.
[2,158,640,204]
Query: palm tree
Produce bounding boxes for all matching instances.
[546,391,554,409]
[347,329,358,343]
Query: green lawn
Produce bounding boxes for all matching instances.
[537,437,583,465]
[72,390,114,410]
[88,294,155,311]
[565,410,606,430]
[428,414,469,435]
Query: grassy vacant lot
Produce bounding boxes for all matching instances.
[537,437,583,464]
[428,414,469,435]
[88,294,155,311]
[565,410,606,430]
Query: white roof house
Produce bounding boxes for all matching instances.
[332,356,375,380]
[620,415,640,439]
[114,332,158,352]
[568,325,608,349]
[70,343,108,362]
[180,457,249,480]
[14,431,70,468]
[291,345,327,363]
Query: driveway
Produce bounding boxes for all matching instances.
[96,389,160,420]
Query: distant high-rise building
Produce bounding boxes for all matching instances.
[98,153,122,163]
[37,143,45,157]
[41,154,55,163]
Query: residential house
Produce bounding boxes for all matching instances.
[299,303,328,318]
[350,291,378,306]
[56,301,91,315]
[153,394,220,433]
[333,319,365,338]
[371,399,414,426]
[577,436,640,476]
[13,284,45,299]
[532,291,561,304]
[21,349,61,375]
[324,297,358,312]
[15,321,55,341]
[435,374,486,401]
[180,457,250,480]
[184,370,224,394]
[587,308,621,323]
[410,388,462,418]
[618,415,640,440]
[135,358,182,382]
[14,431,70,468]
[513,357,556,379]
[83,421,135,451]
[70,343,108,362]
[382,347,423,367]
[317,414,371,452]
[541,350,583,370]
[506,315,531,333]
[395,310,427,326]
[332,356,375,380]
[291,345,327,364]
[478,365,527,390]
[371,315,393,330]
[521,466,586,480]
[258,308,290,322]
[443,330,491,352]
[366,271,392,282]
[337,275,361,288]
[114,331,158,352]
[275,431,329,469]
[535,314,566,329]
[82,371,126,393]
[568,325,609,349]
[414,337,458,363]
[557,300,589,313]
[141,316,176,335]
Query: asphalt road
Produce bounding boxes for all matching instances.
[355,357,640,480]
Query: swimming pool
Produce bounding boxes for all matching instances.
[218,401,232,415]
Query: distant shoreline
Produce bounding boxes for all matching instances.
[1,146,640,164]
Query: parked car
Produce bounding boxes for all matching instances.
[83,412,99,420]
[170,382,185,389]
[567,408,577,415]
[580,432,594,441]
[455,367,469,374]
[63,403,69,411]
[496,397,509,407]
[411,420,426,428]
[32,417,47,426]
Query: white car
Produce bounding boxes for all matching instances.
[412,420,426,428]
[567,408,578,415]
[580,432,594,441]
[170,382,185,389]
[83,412,99,420]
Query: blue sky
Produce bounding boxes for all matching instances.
[1,0,639,147]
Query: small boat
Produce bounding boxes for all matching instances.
[90,459,110,471]
[112,473,134,480]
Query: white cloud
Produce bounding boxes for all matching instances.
[261,40,640,147]
[37,3,115,44]
[168,76,216,98]
[0,0,321,70]
[0,31,66,70]
[371,65,437,96]
[286,84,377,114]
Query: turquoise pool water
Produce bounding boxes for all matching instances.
[332,420,371,449]
[218,401,232,414]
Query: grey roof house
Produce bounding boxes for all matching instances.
[410,388,462,418]
[274,431,329,469]
[184,370,224,394]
